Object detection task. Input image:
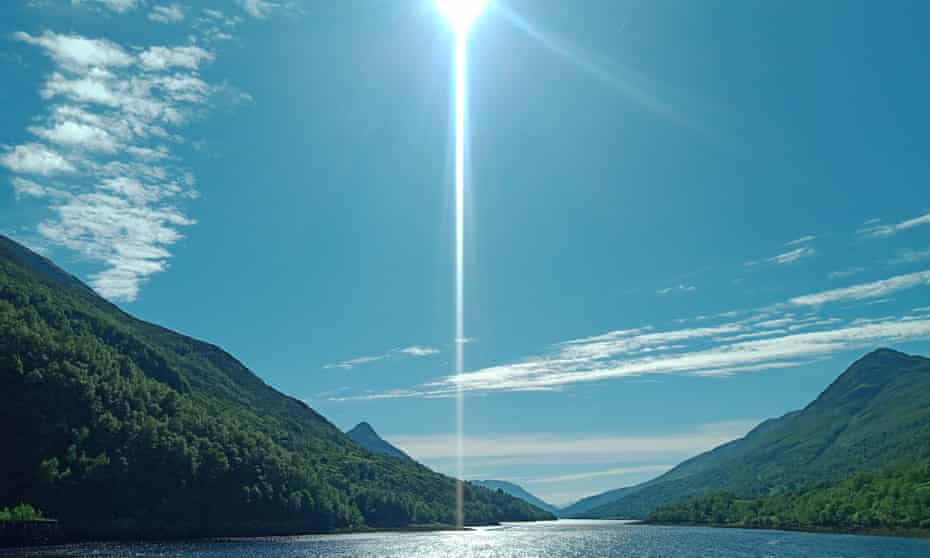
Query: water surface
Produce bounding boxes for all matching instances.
[4,519,930,557]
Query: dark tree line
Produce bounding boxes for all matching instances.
[0,248,553,538]
[649,459,930,534]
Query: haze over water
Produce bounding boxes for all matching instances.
[5,521,930,558]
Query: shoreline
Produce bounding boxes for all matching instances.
[638,520,930,540]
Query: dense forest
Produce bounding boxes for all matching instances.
[649,458,930,535]
[575,348,930,519]
[0,236,553,538]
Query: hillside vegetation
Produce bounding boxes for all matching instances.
[576,348,930,519]
[649,458,930,536]
[0,235,553,538]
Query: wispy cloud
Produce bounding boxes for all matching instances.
[786,235,816,246]
[387,421,759,466]
[745,240,816,268]
[890,247,930,265]
[657,284,696,295]
[766,246,816,265]
[859,211,930,238]
[399,346,440,357]
[525,464,674,484]
[148,4,185,23]
[335,269,930,400]
[238,0,277,19]
[71,0,139,13]
[3,29,237,301]
[324,354,390,371]
[325,345,441,370]
[191,8,242,43]
[790,270,930,306]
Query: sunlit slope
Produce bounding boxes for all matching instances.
[576,348,930,519]
[0,235,553,536]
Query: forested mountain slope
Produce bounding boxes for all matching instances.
[0,235,553,538]
[472,480,560,515]
[649,458,930,536]
[577,349,930,519]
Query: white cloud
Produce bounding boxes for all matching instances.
[29,120,118,153]
[148,4,185,23]
[786,235,816,246]
[138,46,213,71]
[790,270,930,306]
[11,177,51,198]
[6,30,228,301]
[336,269,930,399]
[426,318,930,395]
[239,0,277,18]
[71,0,139,13]
[13,31,133,70]
[399,346,440,357]
[891,248,930,265]
[525,464,674,484]
[859,211,930,238]
[192,8,241,43]
[387,421,759,465]
[1,143,76,175]
[766,246,816,265]
[324,354,390,370]
[325,344,440,369]
[656,283,696,295]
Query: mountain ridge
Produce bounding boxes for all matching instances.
[574,348,930,519]
[0,235,554,538]
[471,480,561,515]
[346,422,414,462]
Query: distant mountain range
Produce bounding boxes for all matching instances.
[343,422,562,516]
[0,235,554,539]
[346,422,413,462]
[568,348,930,520]
[471,480,561,515]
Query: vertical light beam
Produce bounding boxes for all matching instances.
[436,0,486,530]
[453,29,467,531]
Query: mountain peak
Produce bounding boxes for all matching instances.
[346,421,413,462]
[860,347,910,360]
[349,421,376,434]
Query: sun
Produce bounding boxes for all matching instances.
[435,0,488,33]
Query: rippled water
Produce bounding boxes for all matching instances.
[4,520,930,557]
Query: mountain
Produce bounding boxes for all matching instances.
[471,480,560,515]
[559,484,645,518]
[575,349,930,519]
[0,235,554,538]
[346,422,413,462]
[649,457,930,536]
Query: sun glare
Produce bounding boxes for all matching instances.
[435,0,488,32]
[434,0,487,531]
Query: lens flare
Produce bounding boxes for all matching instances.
[435,0,488,33]
[436,0,487,530]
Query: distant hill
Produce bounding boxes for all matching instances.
[575,349,930,519]
[559,484,645,518]
[346,422,413,462]
[471,480,560,515]
[0,235,554,538]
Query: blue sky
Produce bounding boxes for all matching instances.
[2,0,930,506]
